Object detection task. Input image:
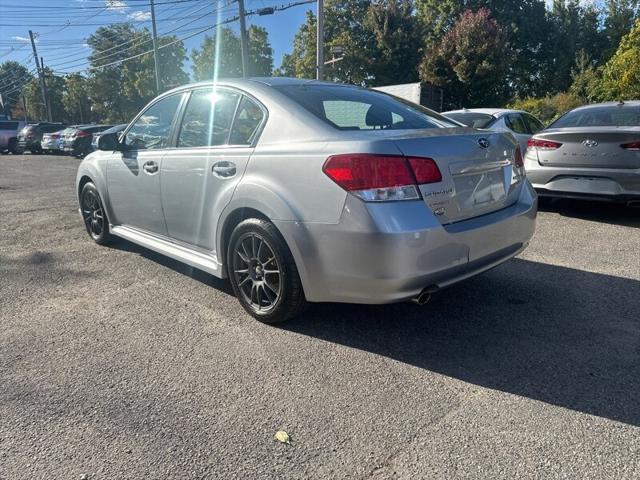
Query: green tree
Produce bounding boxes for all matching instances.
[21,68,66,122]
[415,0,463,44]
[192,26,274,80]
[599,18,640,99]
[0,61,33,117]
[275,12,317,79]
[603,0,640,59]
[569,50,602,102]
[420,8,508,108]
[63,74,92,124]
[86,23,187,123]
[365,0,422,86]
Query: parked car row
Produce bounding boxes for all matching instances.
[0,121,125,157]
[441,101,640,205]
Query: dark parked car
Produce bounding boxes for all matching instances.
[16,122,65,153]
[0,119,26,154]
[62,125,113,157]
[91,124,127,152]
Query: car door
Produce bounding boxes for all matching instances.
[106,92,184,235]
[160,87,266,255]
[505,113,531,152]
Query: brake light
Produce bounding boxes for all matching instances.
[323,153,441,202]
[527,138,562,150]
[514,146,523,168]
[621,141,640,150]
[76,131,90,138]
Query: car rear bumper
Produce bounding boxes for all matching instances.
[275,181,537,304]
[525,155,640,200]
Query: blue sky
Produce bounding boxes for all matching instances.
[0,0,311,77]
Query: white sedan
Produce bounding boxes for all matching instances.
[443,108,545,153]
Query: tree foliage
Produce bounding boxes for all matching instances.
[192,26,274,80]
[599,17,640,100]
[0,61,33,116]
[420,9,508,108]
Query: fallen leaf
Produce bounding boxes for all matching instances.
[275,430,291,444]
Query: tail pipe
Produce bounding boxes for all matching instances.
[411,288,432,306]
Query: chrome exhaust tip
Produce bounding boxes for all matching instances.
[411,290,431,306]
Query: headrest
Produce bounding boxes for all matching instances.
[365,105,392,127]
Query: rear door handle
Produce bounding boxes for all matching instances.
[212,161,236,178]
[143,161,158,174]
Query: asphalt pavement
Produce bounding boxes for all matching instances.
[1,154,639,479]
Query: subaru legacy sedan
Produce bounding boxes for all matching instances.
[76,78,537,323]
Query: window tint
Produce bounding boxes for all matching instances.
[0,121,19,129]
[550,105,640,128]
[177,89,240,148]
[444,112,494,128]
[506,114,529,134]
[275,85,457,131]
[229,96,264,145]
[125,94,182,150]
[524,114,544,133]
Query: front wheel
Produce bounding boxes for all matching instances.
[80,182,111,245]
[227,219,307,324]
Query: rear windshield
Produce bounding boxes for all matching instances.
[275,84,457,131]
[444,112,494,128]
[0,121,19,130]
[550,105,640,128]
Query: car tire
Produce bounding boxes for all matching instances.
[227,218,307,324]
[8,138,18,154]
[80,182,112,245]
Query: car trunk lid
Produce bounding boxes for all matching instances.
[387,128,524,224]
[532,127,640,169]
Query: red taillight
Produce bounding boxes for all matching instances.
[514,146,523,168]
[527,138,562,150]
[76,130,90,138]
[621,141,640,151]
[407,157,442,184]
[323,154,441,202]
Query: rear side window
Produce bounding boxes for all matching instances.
[275,84,456,131]
[506,114,529,134]
[177,89,240,147]
[551,105,640,127]
[0,121,18,129]
[229,96,264,145]
[125,94,182,150]
[524,114,544,133]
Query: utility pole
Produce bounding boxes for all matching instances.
[149,0,161,94]
[40,57,52,122]
[237,0,249,77]
[28,30,51,122]
[316,0,324,80]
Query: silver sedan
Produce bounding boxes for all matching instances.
[525,101,640,205]
[76,78,537,323]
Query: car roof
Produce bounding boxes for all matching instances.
[162,77,355,97]
[443,108,527,117]
[565,100,640,112]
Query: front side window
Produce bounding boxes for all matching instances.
[125,94,182,150]
[177,89,240,148]
[229,96,265,145]
[276,84,457,131]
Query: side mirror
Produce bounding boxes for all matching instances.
[97,132,120,151]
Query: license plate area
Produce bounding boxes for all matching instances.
[454,169,507,212]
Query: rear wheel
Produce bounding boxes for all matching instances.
[8,138,17,154]
[80,182,111,245]
[227,218,306,324]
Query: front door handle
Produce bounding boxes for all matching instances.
[143,161,158,174]
[212,161,236,178]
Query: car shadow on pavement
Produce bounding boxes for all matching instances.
[538,198,640,228]
[107,238,234,295]
[284,258,640,428]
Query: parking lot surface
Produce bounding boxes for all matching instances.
[1,154,639,479]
